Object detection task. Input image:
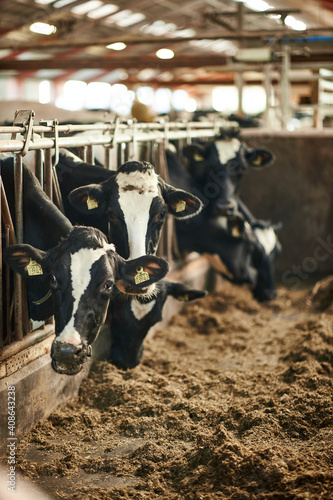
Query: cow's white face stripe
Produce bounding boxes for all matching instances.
[254,227,277,255]
[116,170,159,259]
[57,242,115,345]
[131,299,156,321]
[216,138,241,164]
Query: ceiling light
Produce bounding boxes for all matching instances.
[285,15,307,31]
[116,13,146,27]
[156,48,174,60]
[87,4,118,19]
[71,1,103,16]
[106,42,127,51]
[29,22,57,35]
[244,0,271,11]
[53,0,78,7]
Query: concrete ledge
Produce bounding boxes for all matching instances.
[0,353,89,448]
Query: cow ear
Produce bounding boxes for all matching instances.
[166,281,207,302]
[246,149,275,168]
[162,184,203,219]
[183,144,207,163]
[118,255,169,289]
[3,244,47,278]
[68,184,108,214]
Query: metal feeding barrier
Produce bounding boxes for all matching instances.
[0,110,238,373]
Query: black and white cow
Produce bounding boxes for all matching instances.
[166,141,281,302]
[55,151,202,260]
[182,133,275,214]
[54,150,206,368]
[107,281,207,369]
[1,157,169,375]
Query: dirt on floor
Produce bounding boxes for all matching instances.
[6,281,333,499]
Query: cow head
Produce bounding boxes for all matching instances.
[67,160,202,260]
[109,280,207,370]
[4,226,168,375]
[183,137,274,209]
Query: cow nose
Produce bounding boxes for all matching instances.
[51,340,87,375]
[214,199,235,216]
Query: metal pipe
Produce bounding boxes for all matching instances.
[13,154,23,341]
[0,176,2,351]
[44,148,53,201]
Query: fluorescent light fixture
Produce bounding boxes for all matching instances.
[87,4,118,18]
[245,0,271,11]
[71,1,103,15]
[156,48,174,60]
[116,12,146,27]
[141,20,177,36]
[285,15,307,31]
[34,0,54,4]
[29,22,57,35]
[235,47,272,62]
[53,0,77,7]
[106,42,127,51]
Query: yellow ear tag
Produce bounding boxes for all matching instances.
[193,153,205,162]
[27,259,43,276]
[177,294,189,302]
[134,266,150,285]
[252,155,262,166]
[232,225,241,238]
[87,195,99,210]
[176,200,186,213]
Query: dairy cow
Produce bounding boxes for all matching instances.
[1,157,169,374]
[108,281,207,369]
[166,142,281,302]
[54,151,206,368]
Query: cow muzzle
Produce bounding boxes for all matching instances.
[51,341,92,375]
[213,199,237,216]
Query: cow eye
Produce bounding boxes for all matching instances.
[159,210,166,220]
[104,280,113,291]
[49,273,57,285]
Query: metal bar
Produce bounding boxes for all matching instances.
[5,225,12,344]
[1,27,333,51]
[1,178,17,347]
[263,64,272,128]
[104,147,111,170]
[87,145,94,165]
[44,148,53,201]
[13,154,23,341]
[0,173,2,352]
[77,146,87,162]
[35,150,43,186]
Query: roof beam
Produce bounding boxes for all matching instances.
[1,27,333,51]
[1,54,332,72]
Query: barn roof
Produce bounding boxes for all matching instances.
[0,0,332,87]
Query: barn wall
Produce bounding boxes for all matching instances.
[240,129,333,289]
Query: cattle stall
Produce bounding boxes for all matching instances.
[0,112,235,445]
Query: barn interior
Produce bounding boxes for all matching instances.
[0,1,333,499]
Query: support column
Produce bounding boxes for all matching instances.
[280,45,291,129]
